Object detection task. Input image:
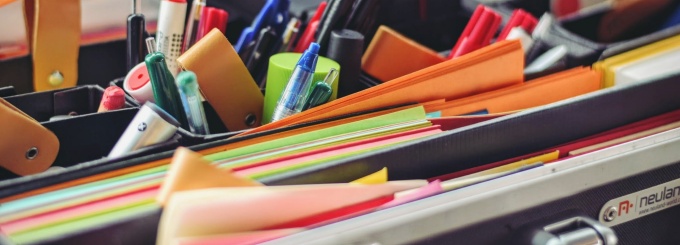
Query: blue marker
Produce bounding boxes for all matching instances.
[234,0,290,54]
[271,42,320,122]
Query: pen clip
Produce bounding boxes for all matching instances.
[146,37,157,54]
[323,68,339,86]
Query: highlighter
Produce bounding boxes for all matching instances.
[145,38,189,129]
[302,68,338,111]
[176,71,210,135]
[271,42,320,122]
[97,86,126,112]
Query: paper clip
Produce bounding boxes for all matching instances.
[449,5,501,59]
[497,9,538,41]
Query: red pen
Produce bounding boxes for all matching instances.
[294,1,327,53]
[449,5,501,59]
[497,9,537,41]
[98,86,126,112]
[195,7,229,43]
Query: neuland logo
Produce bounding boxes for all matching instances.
[618,185,680,217]
[618,200,633,216]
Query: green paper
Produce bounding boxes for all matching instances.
[206,106,426,162]
[217,120,430,170]
[250,134,431,180]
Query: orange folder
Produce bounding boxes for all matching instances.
[242,40,525,136]
[362,26,447,82]
[427,67,602,116]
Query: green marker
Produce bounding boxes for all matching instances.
[144,37,189,129]
[302,68,338,111]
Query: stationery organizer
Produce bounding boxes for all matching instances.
[2,0,680,244]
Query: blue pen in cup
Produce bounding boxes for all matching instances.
[177,71,210,135]
[271,42,320,122]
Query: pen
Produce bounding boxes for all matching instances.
[98,86,126,112]
[315,0,355,55]
[181,0,205,53]
[126,0,146,71]
[234,0,278,54]
[155,0,187,77]
[302,68,338,111]
[294,1,327,52]
[271,43,320,122]
[245,26,280,88]
[145,37,189,129]
[176,71,210,135]
[280,17,301,52]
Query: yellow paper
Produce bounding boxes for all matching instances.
[593,34,680,88]
[351,168,388,184]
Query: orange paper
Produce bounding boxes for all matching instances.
[241,40,525,136]
[428,67,602,116]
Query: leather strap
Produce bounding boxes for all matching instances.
[24,0,81,91]
[177,29,265,131]
[0,98,59,176]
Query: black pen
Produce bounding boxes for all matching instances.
[126,0,146,71]
[245,27,280,88]
[315,0,355,55]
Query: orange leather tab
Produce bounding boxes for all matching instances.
[362,26,446,82]
[0,98,59,175]
[30,0,80,91]
[177,29,264,131]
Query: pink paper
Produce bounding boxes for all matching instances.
[1,188,157,233]
[380,180,442,209]
[176,228,303,245]
[235,126,442,176]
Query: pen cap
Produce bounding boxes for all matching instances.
[264,53,340,124]
[123,62,155,104]
[108,102,179,159]
[327,29,364,98]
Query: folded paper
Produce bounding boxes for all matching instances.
[157,180,427,245]
[156,147,262,206]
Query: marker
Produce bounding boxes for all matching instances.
[156,0,187,77]
[182,0,206,53]
[108,102,180,158]
[195,7,229,42]
[449,5,501,59]
[294,1,327,53]
[497,9,537,41]
[145,37,189,129]
[98,86,126,112]
[126,0,146,71]
[302,68,338,111]
[271,43,320,122]
[177,71,210,135]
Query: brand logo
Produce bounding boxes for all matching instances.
[138,122,147,132]
[618,200,633,216]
